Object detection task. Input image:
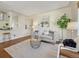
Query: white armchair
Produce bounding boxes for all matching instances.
[74,37,79,50]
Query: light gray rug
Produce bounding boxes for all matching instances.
[4,39,58,58]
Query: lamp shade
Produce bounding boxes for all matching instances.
[67,22,77,30]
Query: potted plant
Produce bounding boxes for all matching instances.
[57,14,70,41]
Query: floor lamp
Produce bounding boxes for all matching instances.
[67,22,77,39]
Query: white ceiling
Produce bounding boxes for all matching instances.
[0,1,71,16]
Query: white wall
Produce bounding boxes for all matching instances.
[9,12,32,40]
[0,11,32,42]
[30,4,77,41]
[0,2,77,42]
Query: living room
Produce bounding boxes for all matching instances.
[0,1,79,58]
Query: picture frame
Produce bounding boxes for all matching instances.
[40,16,49,27]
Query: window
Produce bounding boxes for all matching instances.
[0,12,7,21]
[0,12,4,20]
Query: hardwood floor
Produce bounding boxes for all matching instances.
[0,35,31,58]
[60,49,79,58]
[1,35,79,58]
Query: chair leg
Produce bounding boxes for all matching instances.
[57,44,63,58]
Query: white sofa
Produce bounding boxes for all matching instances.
[32,30,54,42]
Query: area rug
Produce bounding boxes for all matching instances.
[4,39,58,58]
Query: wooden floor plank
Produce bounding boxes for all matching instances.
[0,47,12,58]
[60,49,79,58]
[0,35,31,58]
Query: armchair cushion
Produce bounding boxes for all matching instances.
[63,39,76,48]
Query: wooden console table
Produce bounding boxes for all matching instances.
[60,49,79,58]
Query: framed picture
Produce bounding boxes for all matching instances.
[40,16,49,27]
